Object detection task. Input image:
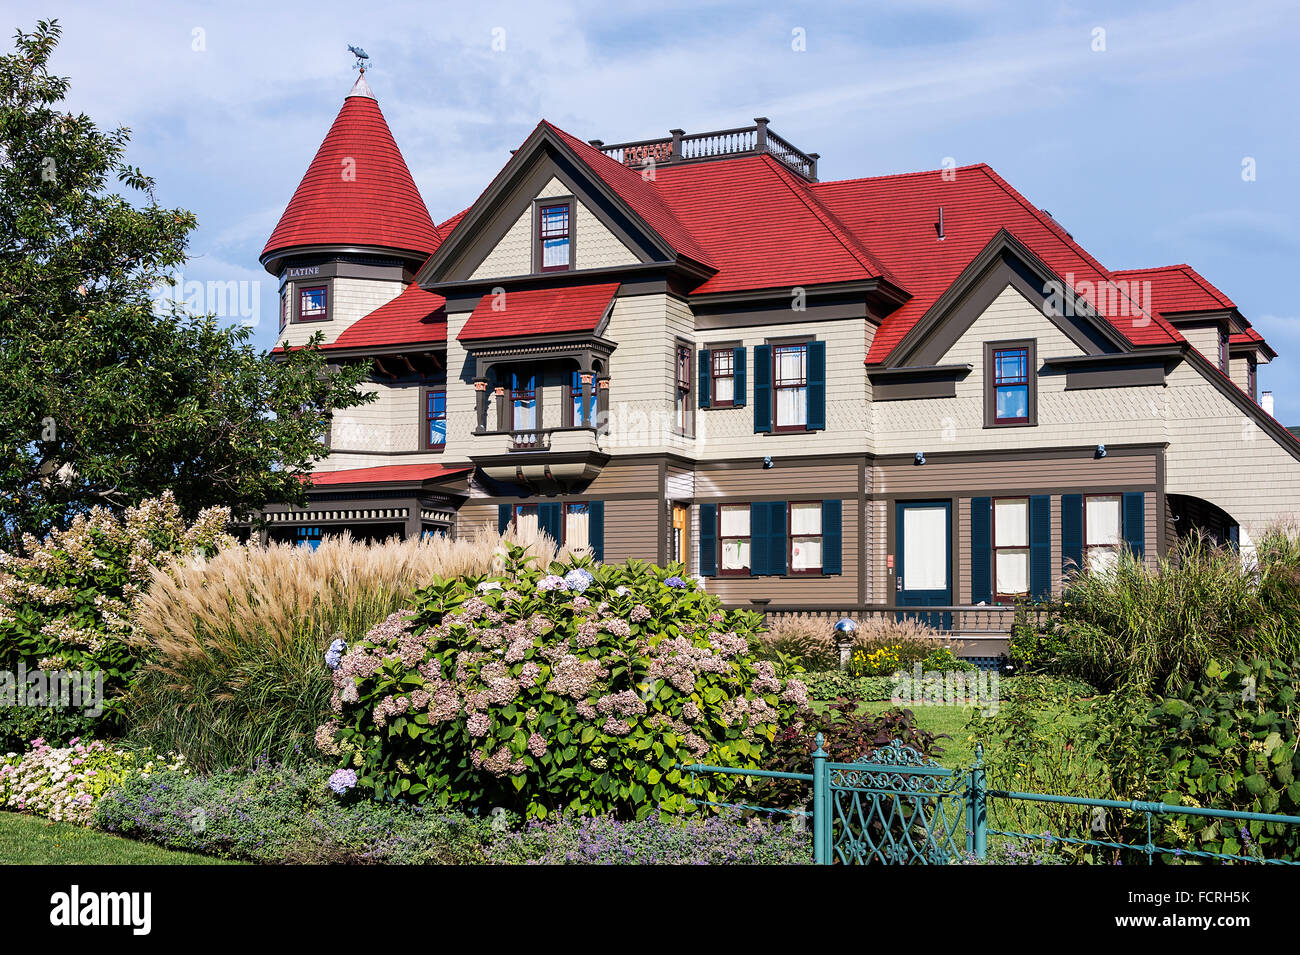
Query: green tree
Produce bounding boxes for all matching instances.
[0,20,372,548]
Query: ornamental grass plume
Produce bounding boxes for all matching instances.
[127,529,567,771]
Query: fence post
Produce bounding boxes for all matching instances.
[812,732,828,865]
[968,744,987,860]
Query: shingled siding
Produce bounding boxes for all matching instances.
[277,276,404,350]
[602,292,696,457]
[871,284,1168,455]
[322,379,423,460]
[469,176,640,280]
[1164,361,1300,537]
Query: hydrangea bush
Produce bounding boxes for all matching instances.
[0,492,231,733]
[0,737,186,823]
[321,549,808,819]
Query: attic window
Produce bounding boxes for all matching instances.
[299,286,328,322]
[984,339,1036,427]
[538,203,572,272]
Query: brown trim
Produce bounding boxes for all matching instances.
[868,364,971,401]
[983,339,1037,427]
[261,242,428,275]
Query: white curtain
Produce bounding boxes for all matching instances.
[515,508,539,538]
[994,498,1028,547]
[776,387,807,427]
[903,506,948,590]
[566,507,590,553]
[996,551,1029,595]
[720,506,750,570]
[790,502,821,535]
[1086,496,1121,546]
[792,538,822,572]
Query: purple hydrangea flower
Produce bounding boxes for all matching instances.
[325,638,347,670]
[328,768,358,794]
[664,576,688,589]
[537,574,567,592]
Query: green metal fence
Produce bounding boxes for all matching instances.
[681,736,1300,865]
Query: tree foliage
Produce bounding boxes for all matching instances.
[0,20,372,546]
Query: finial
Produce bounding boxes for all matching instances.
[348,44,371,74]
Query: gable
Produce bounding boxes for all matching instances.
[883,233,1130,368]
[470,177,641,280]
[419,133,675,286]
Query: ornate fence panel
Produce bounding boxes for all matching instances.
[824,741,968,864]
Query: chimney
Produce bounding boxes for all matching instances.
[1262,391,1274,416]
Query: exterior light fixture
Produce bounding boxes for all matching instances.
[763,456,774,469]
[914,451,926,465]
[1095,444,1107,459]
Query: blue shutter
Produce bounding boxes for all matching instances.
[750,502,770,576]
[753,344,772,433]
[807,340,826,431]
[821,499,842,575]
[538,503,562,544]
[697,349,711,409]
[698,504,717,576]
[1062,494,1084,575]
[768,501,787,576]
[589,500,604,561]
[971,497,992,605]
[497,503,511,534]
[733,347,747,407]
[1123,492,1145,561]
[1029,495,1051,599]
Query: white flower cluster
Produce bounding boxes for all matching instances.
[0,738,187,825]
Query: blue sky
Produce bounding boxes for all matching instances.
[11,0,1300,420]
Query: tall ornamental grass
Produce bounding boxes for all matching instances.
[127,530,564,770]
[1056,527,1300,694]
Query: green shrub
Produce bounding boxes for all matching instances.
[1006,601,1068,674]
[324,548,809,819]
[800,670,899,703]
[0,704,101,753]
[126,530,563,771]
[1095,656,1300,862]
[0,493,231,734]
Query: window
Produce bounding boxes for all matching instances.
[510,373,537,432]
[296,527,322,551]
[1084,495,1122,573]
[565,503,590,553]
[719,505,751,574]
[789,502,822,574]
[671,503,689,564]
[299,286,327,321]
[1248,357,1258,402]
[711,350,735,407]
[279,289,288,331]
[992,347,1030,423]
[773,343,808,430]
[424,388,446,450]
[538,203,571,271]
[1218,328,1229,373]
[512,504,539,537]
[992,498,1029,601]
[675,344,692,433]
[569,371,594,427]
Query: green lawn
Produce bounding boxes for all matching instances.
[0,812,239,865]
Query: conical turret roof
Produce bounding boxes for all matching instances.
[261,74,439,270]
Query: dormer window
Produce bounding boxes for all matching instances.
[299,285,328,321]
[538,202,572,272]
[985,339,1036,427]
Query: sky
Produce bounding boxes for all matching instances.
[9,0,1300,420]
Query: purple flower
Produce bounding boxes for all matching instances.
[328,769,358,794]
[664,576,688,589]
[325,638,347,670]
[564,569,595,593]
[537,574,567,592]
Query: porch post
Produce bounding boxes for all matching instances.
[580,372,594,427]
[474,379,488,433]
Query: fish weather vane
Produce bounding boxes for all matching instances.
[348,44,370,73]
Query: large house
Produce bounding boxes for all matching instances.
[261,73,1298,658]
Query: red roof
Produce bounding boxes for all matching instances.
[262,77,440,263]
[651,155,896,293]
[1111,264,1235,315]
[803,164,1181,363]
[309,464,470,486]
[326,282,447,350]
[458,282,620,342]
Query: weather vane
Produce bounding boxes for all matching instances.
[348,44,370,73]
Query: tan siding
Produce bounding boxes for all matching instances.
[604,499,660,563]
[695,462,859,498]
[586,462,660,495]
[456,502,500,539]
[278,276,403,349]
[872,284,1168,455]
